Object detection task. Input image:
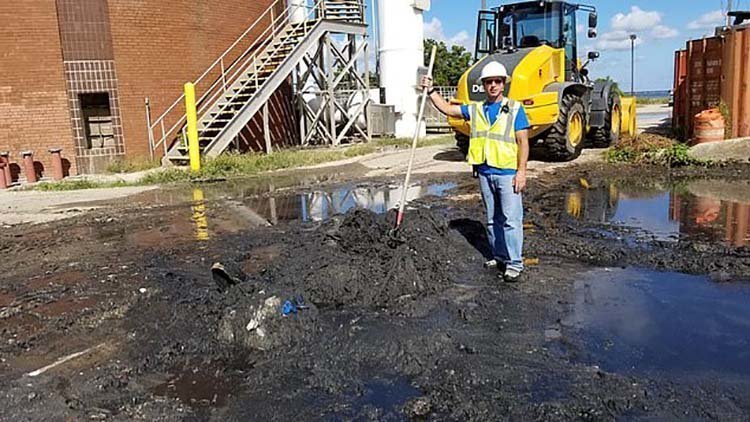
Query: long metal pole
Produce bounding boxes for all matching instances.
[395,45,437,229]
[630,36,635,96]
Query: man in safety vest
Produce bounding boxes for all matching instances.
[421,61,529,282]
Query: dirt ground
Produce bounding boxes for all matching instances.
[2,158,750,421]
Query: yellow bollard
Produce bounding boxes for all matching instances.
[184,82,201,172]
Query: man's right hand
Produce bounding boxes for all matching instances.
[420,75,434,91]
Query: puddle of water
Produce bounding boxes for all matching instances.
[126,181,457,247]
[567,267,750,377]
[153,370,234,408]
[331,376,420,419]
[565,182,750,246]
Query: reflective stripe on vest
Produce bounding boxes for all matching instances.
[467,99,520,169]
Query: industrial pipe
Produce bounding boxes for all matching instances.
[0,163,7,189]
[48,148,64,181]
[0,151,11,185]
[21,151,37,183]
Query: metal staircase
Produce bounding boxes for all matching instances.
[147,0,367,163]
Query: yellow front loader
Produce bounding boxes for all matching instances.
[449,1,636,161]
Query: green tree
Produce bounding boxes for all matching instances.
[595,77,625,97]
[424,39,473,86]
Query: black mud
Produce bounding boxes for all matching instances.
[2,162,750,420]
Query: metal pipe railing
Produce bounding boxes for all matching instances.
[147,0,365,158]
[148,0,288,155]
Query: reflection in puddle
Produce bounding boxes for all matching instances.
[294,182,456,223]
[128,182,456,247]
[191,188,209,241]
[331,376,420,418]
[568,267,750,376]
[565,182,750,246]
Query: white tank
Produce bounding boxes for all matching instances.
[288,0,307,23]
[377,0,431,138]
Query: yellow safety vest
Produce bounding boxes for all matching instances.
[467,99,521,170]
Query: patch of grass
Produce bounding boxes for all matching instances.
[140,136,453,184]
[32,136,454,190]
[635,97,670,105]
[606,134,706,167]
[33,179,131,191]
[106,157,161,173]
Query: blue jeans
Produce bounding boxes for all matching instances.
[478,173,524,273]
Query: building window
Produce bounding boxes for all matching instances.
[79,93,114,149]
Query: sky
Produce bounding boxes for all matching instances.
[368,0,736,91]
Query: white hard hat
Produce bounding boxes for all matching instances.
[477,61,511,83]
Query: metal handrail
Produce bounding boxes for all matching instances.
[202,2,328,136]
[147,0,365,157]
[148,0,288,155]
[194,2,324,133]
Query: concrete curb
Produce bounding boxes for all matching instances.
[688,137,750,162]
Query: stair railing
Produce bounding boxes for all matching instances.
[147,0,364,158]
[198,0,329,139]
[147,0,318,157]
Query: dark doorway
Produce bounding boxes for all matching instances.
[79,93,114,149]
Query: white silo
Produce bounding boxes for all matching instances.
[377,0,431,138]
[289,0,307,23]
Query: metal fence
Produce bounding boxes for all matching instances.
[424,86,456,133]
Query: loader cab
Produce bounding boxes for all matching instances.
[475,1,597,82]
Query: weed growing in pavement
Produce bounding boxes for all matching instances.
[33,179,131,191]
[606,134,707,167]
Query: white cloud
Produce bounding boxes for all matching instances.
[687,10,725,30]
[651,25,679,39]
[611,6,662,32]
[596,37,643,51]
[595,7,677,51]
[424,17,473,51]
[600,30,631,42]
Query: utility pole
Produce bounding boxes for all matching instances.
[630,34,637,96]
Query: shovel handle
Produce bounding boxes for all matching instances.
[395,45,437,229]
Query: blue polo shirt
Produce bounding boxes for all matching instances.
[460,101,530,176]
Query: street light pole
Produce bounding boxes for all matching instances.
[630,34,637,97]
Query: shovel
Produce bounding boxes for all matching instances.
[389,45,437,243]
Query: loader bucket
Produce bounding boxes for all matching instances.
[620,97,637,137]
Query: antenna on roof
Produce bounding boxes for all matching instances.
[482,0,487,10]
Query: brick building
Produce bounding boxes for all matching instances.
[0,0,294,178]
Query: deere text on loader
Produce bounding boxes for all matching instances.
[449,0,636,161]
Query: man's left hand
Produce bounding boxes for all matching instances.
[513,171,527,193]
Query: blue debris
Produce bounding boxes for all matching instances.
[281,295,308,316]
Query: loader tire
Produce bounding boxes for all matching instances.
[542,93,586,162]
[590,93,621,148]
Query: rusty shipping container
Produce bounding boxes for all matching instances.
[674,27,750,139]
[673,50,689,133]
[721,27,750,138]
[686,37,723,137]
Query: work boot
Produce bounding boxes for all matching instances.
[502,268,523,283]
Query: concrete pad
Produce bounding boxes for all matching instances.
[0,186,158,226]
[689,137,750,162]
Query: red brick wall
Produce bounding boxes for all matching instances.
[0,1,77,180]
[108,0,291,159]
